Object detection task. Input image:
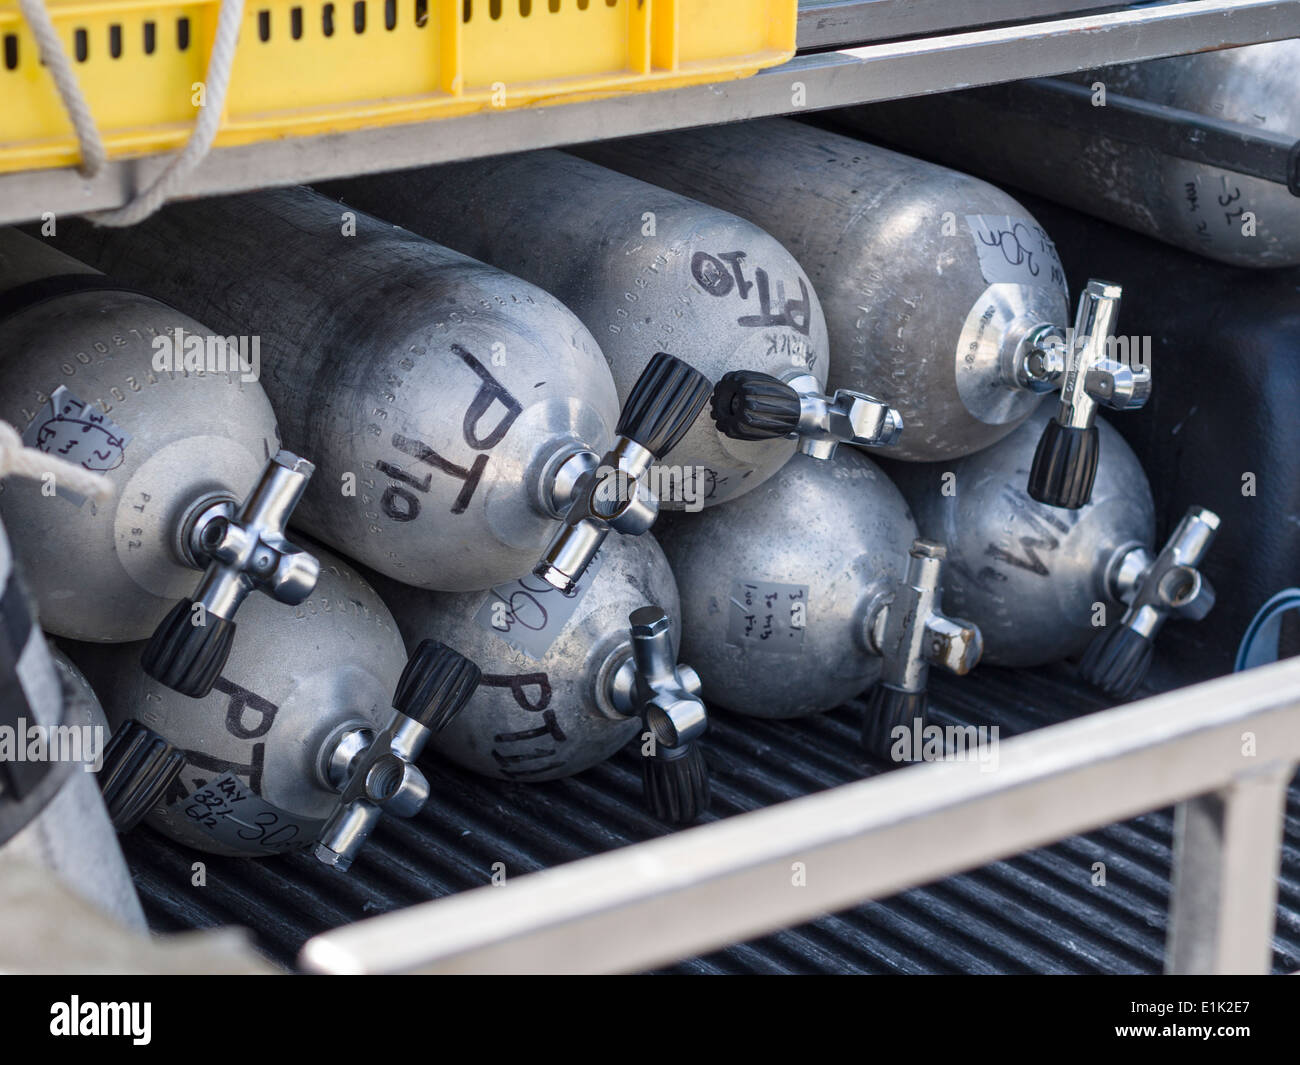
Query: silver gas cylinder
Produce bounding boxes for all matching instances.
[70,545,481,867]
[49,188,706,595]
[841,40,1300,268]
[889,405,1219,696]
[325,152,901,508]
[657,448,981,755]
[577,118,1078,463]
[377,531,710,822]
[0,230,318,692]
[0,517,145,931]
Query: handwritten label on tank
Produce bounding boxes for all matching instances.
[22,385,129,504]
[1184,174,1251,252]
[479,671,566,779]
[726,579,808,653]
[690,251,812,337]
[661,465,751,508]
[174,772,320,854]
[474,551,606,661]
[375,344,522,524]
[965,216,1065,290]
[972,486,1079,591]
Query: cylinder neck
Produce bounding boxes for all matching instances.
[1002,319,1068,394]
[593,637,637,722]
[319,723,375,792]
[1104,541,1154,603]
[533,441,600,519]
[857,580,897,658]
[174,491,238,569]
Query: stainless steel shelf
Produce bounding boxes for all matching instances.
[2,0,1298,225]
[795,0,1127,49]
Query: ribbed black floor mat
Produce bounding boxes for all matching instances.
[121,663,1300,974]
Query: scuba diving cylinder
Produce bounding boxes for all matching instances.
[1017,189,1300,683]
[71,545,481,869]
[656,448,982,757]
[838,40,1300,268]
[0,228,320,698]
[47,189,709,595]
[325,151,902,508]
[889,405,1219,697]
[376,531,710,823]
[0,514,145,931]
[576,118,1116,467]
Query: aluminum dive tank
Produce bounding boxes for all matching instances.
[376,531,710,822]
[657,448,981,756]
[888,405,1219,696]
[324,150,850,508]
[70,545,411,859]
[0,517,146,931]
[839,40,1300,267]
[0,228,294,646]
[577,118,1072,462]
[46,188,623,593]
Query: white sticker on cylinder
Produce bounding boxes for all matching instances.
[172,772,321,854]
[474,550,606,661]
[725,579,809,654]
[965,215,1066,290]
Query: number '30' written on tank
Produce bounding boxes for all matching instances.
[965,215,1066,290]
[691,251,812,337]
[376,344,523,523]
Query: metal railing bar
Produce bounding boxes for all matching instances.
[1167,765,1293,973]
[300,656,1300,974]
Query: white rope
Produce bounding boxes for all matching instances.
[0,421,115,505]
[19,0,246,227]
[18,0,106,177]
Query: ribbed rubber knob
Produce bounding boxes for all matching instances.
[1027,420,1100,510]
[140,599,236,699]
[711,370,803,441]
[616,351,713,458]
[862,684,928,761]
[393,639,482,731]
[98,721,186,833]
[642,744,710,824]
[1078,625,1154,700]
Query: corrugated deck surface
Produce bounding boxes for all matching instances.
[121,664,1300,974]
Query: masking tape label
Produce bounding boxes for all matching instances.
[966,214,1066,290]
[475,550,605,661]
[173,772,320,854]
[726,579,809,654]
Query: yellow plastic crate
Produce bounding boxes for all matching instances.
[0,0,796,173]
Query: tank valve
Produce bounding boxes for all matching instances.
[140,451,321,699]
[1011,324,1069,394]
[862,540,983,759]
[535,352,712,595]
[609,605,709,823]
[1079,506,1219,699]
[315,639,481,871]
[1028,280,1151,509]
[711,370,903,460]
[97,720,187,833]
